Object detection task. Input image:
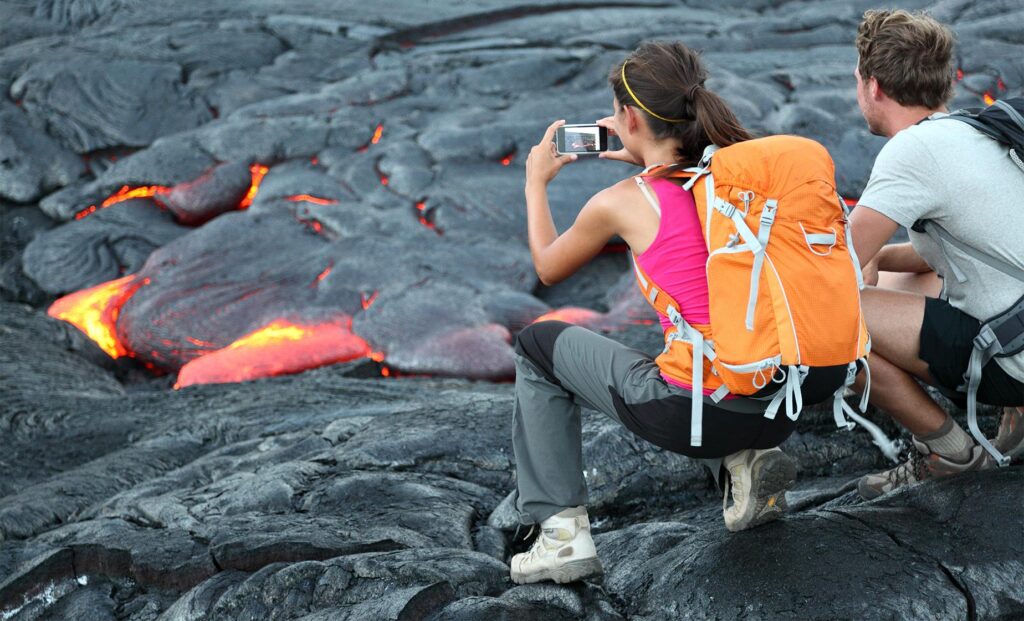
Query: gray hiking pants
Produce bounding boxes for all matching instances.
[512,320,845,525]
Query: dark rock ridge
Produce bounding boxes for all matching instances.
[2,0,1023,619]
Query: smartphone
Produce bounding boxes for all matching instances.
[555,124,608,155]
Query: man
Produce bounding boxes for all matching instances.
[848,9,1024,499]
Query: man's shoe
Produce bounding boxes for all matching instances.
[510,506,603,585]
[722,447,797,532]
[858,438,988,500]
[993,407,1024,462]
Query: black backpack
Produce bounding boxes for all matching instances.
[945,97,1024,173]
[913,98,1024,466]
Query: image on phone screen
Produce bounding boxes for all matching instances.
[556,125,608,154]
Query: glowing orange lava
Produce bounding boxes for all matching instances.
[843,197,858,207]
[174,317,373,388]
[532,307,601,325]
[102,185,170,208]
[983,92,995,106]
[379,173,389,186]
[501,152,515,166]
[360,290,379,310]
[312,264,332,286]
[371,123,384,145]
[239,164,269,209]
[287,195,338,205]
[414,201,440,232]
[47,275,148,358]
[956,68,964,81]
[75,184,171,220]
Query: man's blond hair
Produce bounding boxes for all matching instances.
[856,9,955,109]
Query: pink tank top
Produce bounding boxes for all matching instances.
[633,177,712,391]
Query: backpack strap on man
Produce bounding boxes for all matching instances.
[912,219,1024,466]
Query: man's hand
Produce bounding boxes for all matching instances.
[526,120,577,190]
[862,256,881,286]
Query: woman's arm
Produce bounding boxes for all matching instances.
[525,120,619,286]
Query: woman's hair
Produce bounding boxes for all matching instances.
[608,41,752,170]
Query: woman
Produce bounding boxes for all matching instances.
[509,41,846,585]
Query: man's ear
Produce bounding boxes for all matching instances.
[869,76,886,102]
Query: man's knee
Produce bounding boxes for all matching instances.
[514,320,572,384]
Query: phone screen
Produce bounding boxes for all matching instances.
[556,125,608,154]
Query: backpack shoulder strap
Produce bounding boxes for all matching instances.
[914,220,1024,283]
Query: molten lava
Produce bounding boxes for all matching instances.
[361,290,379,310]
[75,184,172,220]
[174,317,373,388]
[371,123,384,145]
[501,151,515,166]
[287,194,338,205]
[532,307,601,325]
[414,201,441,234]
[311,264,332,286]
[47,274,148,358]
[239,164,269,209]
[983,92,995,106]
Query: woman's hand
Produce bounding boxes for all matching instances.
[526,120,576,190]
[595,116,641,165]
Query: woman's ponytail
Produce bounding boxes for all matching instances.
[692,86,752,150]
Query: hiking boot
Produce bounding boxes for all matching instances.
[510,506,603,585]
[993,407,1024,462]
[857,438,988,500]
[722,447,797,532]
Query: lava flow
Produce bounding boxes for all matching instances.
[287,195,338,205]
[75,162,270,220]
[239,164,269,209]
[174,317,375,388]
[47,274,148,358]
[75,185,171,220]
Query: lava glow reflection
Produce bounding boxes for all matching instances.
[174,317,373,388]
[532,307,601,325]
[47,275,147,358]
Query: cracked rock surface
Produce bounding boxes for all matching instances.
[2,0,1023,619]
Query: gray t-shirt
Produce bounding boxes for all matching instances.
[859,113,1024,383]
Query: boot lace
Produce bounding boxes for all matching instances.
[886,449,926,489]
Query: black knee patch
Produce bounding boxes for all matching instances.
[513,320,571,386]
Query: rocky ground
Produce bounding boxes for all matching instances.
[1,0,1022,619]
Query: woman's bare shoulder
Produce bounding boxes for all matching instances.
[586,176,644,210]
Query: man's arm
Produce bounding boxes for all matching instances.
[849,203,900,268]
[872,242,932,273]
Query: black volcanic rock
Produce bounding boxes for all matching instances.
[0,103,84,204]
[22,198,188,295]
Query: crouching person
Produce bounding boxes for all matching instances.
[847,10,1024,500]
[509,41,864,585]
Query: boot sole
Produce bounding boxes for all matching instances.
[726,451,797,532]
[510,558,603,585]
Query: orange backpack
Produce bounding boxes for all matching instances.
[631,135,871,447]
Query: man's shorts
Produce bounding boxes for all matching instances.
[919,297,1024,407]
